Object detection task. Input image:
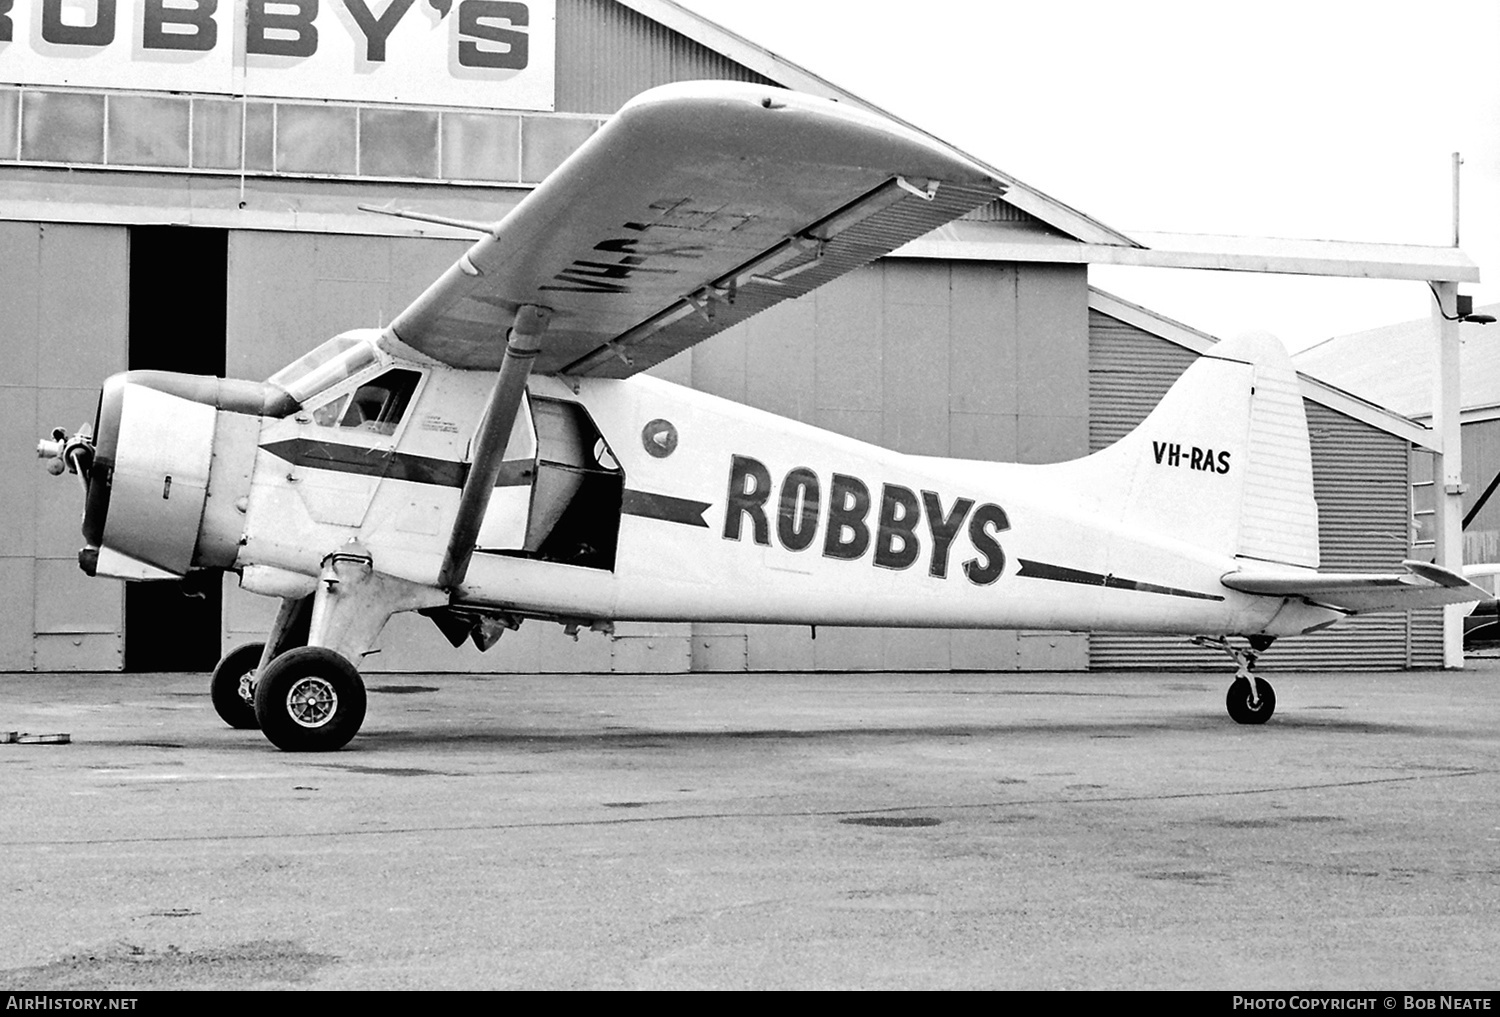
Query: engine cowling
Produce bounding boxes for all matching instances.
[48,371,296,577]
[100,377,216,574]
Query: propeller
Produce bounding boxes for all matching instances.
[37,423,95,491]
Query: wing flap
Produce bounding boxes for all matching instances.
[563,177,1000,378]
[1222,560,1484,613]
[385,81,1007,375]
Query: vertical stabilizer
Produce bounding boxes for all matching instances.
[1061,331,1319,569]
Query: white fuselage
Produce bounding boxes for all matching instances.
[218,354,1338,640]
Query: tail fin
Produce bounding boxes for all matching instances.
[1070,332,1319,568]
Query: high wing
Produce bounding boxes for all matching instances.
[1221,560,1484,614]
[385,81,1008,377]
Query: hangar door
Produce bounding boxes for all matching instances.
[1086,310,1442,671]
[0,222,128,671]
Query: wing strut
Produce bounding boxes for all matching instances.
[438,304,552,590]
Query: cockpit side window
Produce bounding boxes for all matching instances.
[339,369,422,435]
[310,395,349,427]
[306,369,423,436]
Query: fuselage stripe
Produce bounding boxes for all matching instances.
[1016,558,1225,602]
[260,439,533,488]
[260,438,709,526]
[621,490,710,527]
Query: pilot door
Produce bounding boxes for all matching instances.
[272,367,426,527]
[475,395,624,571]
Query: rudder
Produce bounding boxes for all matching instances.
[1227,332,1319,569]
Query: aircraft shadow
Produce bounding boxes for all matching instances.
[348,713,1432,753]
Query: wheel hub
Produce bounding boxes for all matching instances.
[286,676,338,728]
[237,672,256,705]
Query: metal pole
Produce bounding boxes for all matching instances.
[1452,152,1462,247]
[1430,279,1465,667]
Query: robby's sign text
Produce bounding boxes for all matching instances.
[0,0,556,109]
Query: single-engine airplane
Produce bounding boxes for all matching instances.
[36,82,1484,751]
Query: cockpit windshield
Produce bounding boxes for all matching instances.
[266,332,380,404]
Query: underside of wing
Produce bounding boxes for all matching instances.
[1221,560,1484,614]
[386,81,1008,377]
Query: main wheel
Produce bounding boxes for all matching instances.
[1226,675,1276,725]
[253,646,367,752]
[210,642,266,730]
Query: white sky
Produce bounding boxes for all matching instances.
[676,0,1500,352]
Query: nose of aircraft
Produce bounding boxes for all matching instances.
[96,374,219,575]
[38,371,286,577]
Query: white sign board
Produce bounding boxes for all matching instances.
[0,0,557,110]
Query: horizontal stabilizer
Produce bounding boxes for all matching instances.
[1221,560,1484,614]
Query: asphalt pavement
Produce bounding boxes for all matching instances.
[1,663,1497,990]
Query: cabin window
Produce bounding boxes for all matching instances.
[338,369,423,435]
[304,368,423,435]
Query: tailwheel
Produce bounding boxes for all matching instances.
[1226,674,1276,725]
[253,646,367,752]
[209,642,266,730]
[1193,634,1277,725]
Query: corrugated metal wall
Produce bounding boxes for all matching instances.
[1087,310,1441,670]
[555,0,776,114]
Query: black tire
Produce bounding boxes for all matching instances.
[1226,675,1276,725]
[210,642,266,730]
[253,646,366,752]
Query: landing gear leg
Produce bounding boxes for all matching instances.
[1194,635,1277,725]
[252,541,445,752]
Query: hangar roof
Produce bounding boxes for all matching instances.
[1092,288,1439,450]
[1293,306,1500,421]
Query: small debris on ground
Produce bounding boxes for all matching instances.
[3,732,71,744]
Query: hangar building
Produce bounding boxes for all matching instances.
[0,0,1468,674]
[1296,307,1500,566]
